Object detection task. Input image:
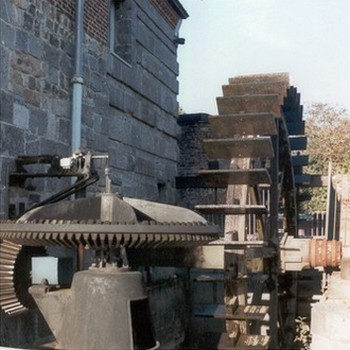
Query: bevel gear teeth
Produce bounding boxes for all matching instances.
[0,240,27,315]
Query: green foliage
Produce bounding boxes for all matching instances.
[302,187,327,213]
[302,103,350,212]
[305,103,350,175]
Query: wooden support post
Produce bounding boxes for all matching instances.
[268,118,280,349]
[326,162,336,240]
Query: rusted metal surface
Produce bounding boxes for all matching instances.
[309,239,342,268]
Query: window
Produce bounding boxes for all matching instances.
[110,0,133,64]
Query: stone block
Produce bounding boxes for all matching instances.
[0,0,11,22]
[13,103,29,129]
[125,90,141,117]
[59,37,74,57]
[161,87,179,115]
[23,12,34,31]
[0,90,13,123]
[26,139,40,155]
[135,154,156,177]
[50,97,70,117]
[229,73,290,84]
[108,142,136,172]
[43,42,59,68]
[87,54,98,71]
[0,124,25,156]
[39,138,68,156]
[140,99,158,125]
[140,49,178,93]
[92,114,102,133]
[58,118,70,145]
[108,82,124,110]
[46,65,59,85]
[0,20,16,49]
[28,35,43,60]
[0,46,9,89]
[90,71,105,92]
[217,94,281,117]
[90,133,108,153]
[141,72,161,106]
[15,28,28,51]
[100,115,109,135]
[107,109,131,143]
[11,50,42,77]
[24,89,40,107]
[49,33,59,48]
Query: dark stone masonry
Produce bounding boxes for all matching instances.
[0,0,196,348]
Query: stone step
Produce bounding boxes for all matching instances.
[216,95,281,117]
[235,334,270,349]
[291,155,309,167]
[222,80,288,104]
[194,273,225,283]
[198,332,237,350]
[228,72,289,85]
[283,86,301,106]
[294,174,312,186]
[198,169,271,187]
[195,204,267,215]
[203,137,274,159]
[283,105,303,122]
[297,192,312,202]
[208,239,266,248]
[198,332,270,350]
[293,166,304,176]
[289,135,307,150]
[208,113,277,137]
[286,121,305,135]
[194,304,269,321]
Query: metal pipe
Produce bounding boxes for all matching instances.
[71,0,84,153]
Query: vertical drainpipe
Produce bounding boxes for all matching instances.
[71,0,85,154]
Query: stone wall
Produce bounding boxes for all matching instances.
[0,0,184,220]
[0,0,190,348]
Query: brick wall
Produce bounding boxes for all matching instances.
[150,0,185,28]
[177,113,211,177]
[47,0,109,45]
[177,114,227,231]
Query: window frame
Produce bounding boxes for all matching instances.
[109,0,133,67]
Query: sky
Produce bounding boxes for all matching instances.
[177,0,350,115]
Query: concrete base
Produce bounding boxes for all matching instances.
[310,274,350,350]
[311,302,350,350]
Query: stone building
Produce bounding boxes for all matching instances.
[0,0,192,348]
[0,0,187,218]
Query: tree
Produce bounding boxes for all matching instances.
[305,103,350,174]
[302,103,350,212]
